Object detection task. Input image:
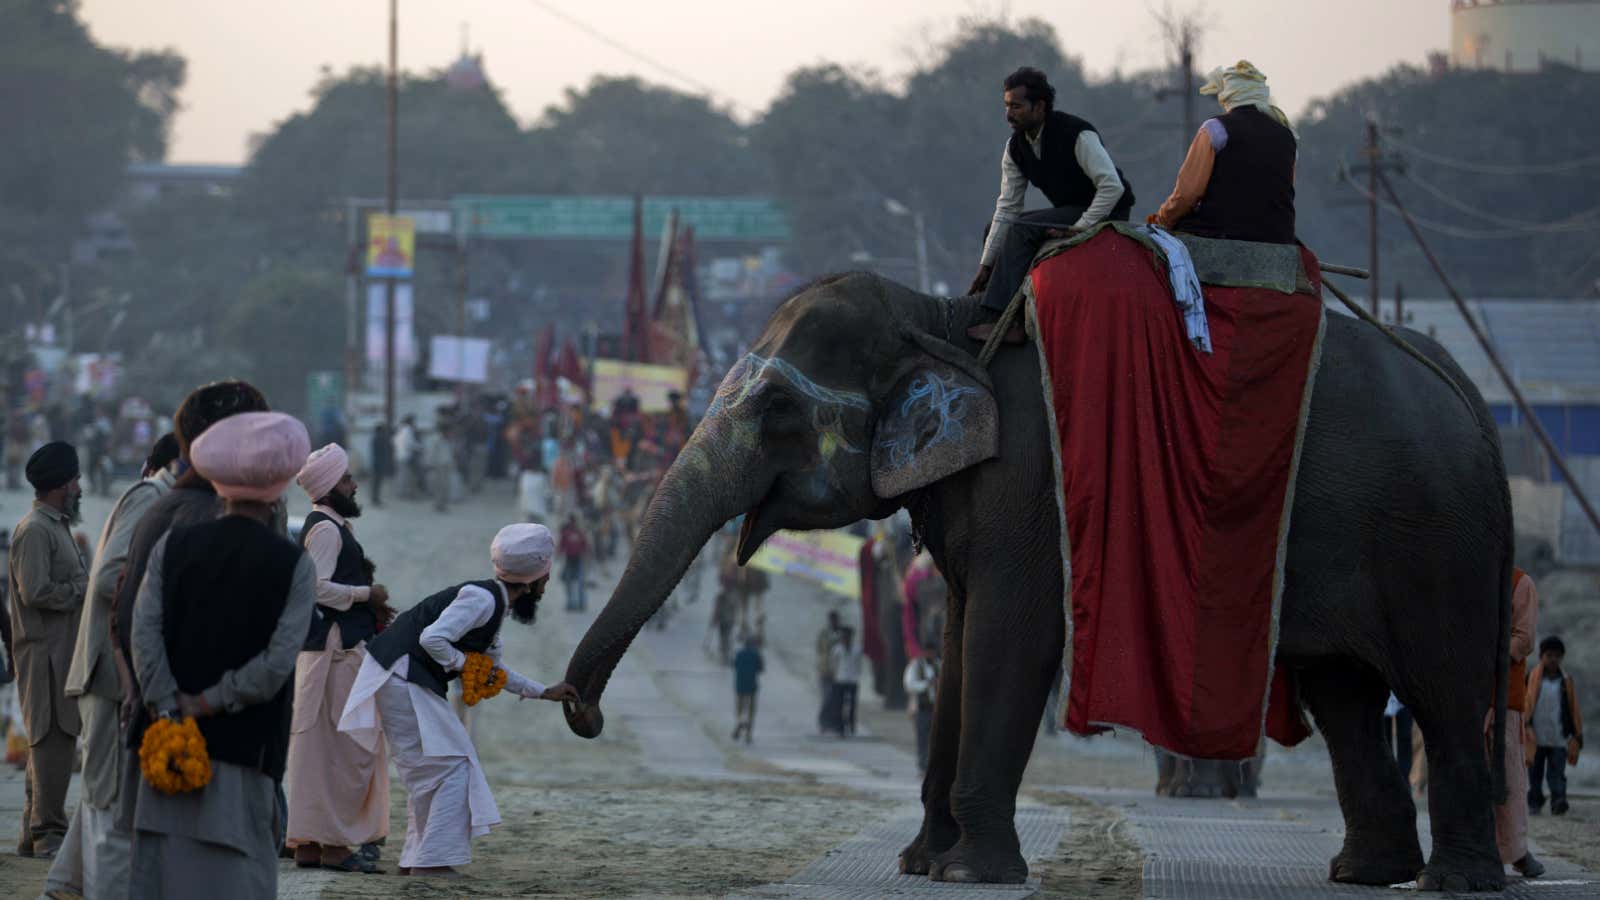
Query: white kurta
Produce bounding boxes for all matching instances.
[338,582,547,868]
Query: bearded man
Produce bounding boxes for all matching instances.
[284,443,392,874]
[9,441,88,858]
[338,524,577,877]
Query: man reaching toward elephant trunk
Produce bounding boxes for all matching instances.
[967,66,1135,339]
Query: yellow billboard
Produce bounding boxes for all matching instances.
[366,213,415,278]
[589,359,688,413]
[749,529,866,599]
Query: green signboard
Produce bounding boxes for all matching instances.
[306,370,344,422]
[453,195,789,241]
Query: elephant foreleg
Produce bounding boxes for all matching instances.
[1298,661,1424,885]
[930,575,1064,884]
[900,585,967,876]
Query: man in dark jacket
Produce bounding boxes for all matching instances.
[968,66,1135,336]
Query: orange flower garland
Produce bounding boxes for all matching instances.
[460,651,508,706]
[139,716,212,794]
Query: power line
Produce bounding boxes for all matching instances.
[1340,172,1600,240]
[1399,169,1600,232]
[521,0,748,112]
[1388,133,1600,176]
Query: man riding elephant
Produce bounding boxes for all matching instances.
[968,66,1135,338]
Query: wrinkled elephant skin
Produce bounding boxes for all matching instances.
[560,273,1511,891]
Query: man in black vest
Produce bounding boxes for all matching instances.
[968,67,1136,334]
[1150,60,1298,244]
[337,523,577,878]
[129,411,314,899]
[283,443,392,873]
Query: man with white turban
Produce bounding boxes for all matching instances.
[338,524,578,878]
[1151,60,1300,245]
[283,443,392,874]
[129,412,315,899]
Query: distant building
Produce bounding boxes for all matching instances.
[1450,0,1600,72]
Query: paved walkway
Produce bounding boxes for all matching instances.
[1073,787,1598,899]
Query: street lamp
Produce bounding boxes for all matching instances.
[883,198,931,295]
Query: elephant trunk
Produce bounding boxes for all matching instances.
[561,432,757,738]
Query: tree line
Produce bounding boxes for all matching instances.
[5,1,1599,413]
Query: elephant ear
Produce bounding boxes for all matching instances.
[871,329,1000,499]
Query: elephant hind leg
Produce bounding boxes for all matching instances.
[1298,661,1425,886]
[1411,695,1506,892]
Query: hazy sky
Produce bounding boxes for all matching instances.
[80,1,1447,164]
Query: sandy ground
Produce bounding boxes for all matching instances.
[0,478,1596,898]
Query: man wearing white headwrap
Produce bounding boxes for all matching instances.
[1151,60,1300,245]
[128,412,315,900]
[283,443,392,874]
[338,524,579,877]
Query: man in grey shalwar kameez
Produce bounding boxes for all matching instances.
[129,412,313,900]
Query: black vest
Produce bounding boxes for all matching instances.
[1174,106,1298,244]
[160,516,302,780]
[365,580,505,698]
[297,510,377,651]
[1007,111,1135,213]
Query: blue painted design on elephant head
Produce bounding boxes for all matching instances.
[877,373,979,470]
[706,353,869,458]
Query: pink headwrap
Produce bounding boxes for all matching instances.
[297,443,349,501]
[190,412,311,502]
[491,523,555,583]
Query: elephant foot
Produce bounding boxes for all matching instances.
[1328,827,1424,886]
[1415,859,1506,893]
[899,825,956,876]
[1328,849,1424,886]
[929,840,1028,884]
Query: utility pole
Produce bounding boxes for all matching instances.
[1345,114,1404,316]
[1365,117,1380,315]
[384,0,399,432]
[1180,29,1196,143]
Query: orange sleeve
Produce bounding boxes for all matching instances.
[1510,574,1537,662]
[1152,127,1215,229]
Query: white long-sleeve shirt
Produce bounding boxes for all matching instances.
[980,128,1125,266]
[417,581,547,698]
[302,504,371,611]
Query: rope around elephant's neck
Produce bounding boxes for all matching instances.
[976,287,1025,367]
[1318,275,1480,420]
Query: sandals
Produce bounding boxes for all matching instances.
[322,852,382,874]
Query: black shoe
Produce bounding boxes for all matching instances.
[358,842,382,862]
[1553,799,1570,816]
[1514,852,1545,879]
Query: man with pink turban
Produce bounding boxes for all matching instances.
[338,523,578,878]
[282,443,392,874]
[128,412,315,899]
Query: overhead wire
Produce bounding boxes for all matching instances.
[521,0,750,113]
[1387,134,1600,176]
[1398,169,1600,232]
[1340,164,1600,240]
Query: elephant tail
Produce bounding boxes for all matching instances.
[1490,556,1512,805]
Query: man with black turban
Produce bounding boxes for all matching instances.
[9,440,88,857]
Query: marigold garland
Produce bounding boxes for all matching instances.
[139,716,212,794]
[460,651,508,706]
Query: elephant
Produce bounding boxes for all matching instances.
[560,272,1513,892]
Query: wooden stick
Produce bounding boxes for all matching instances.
[1319,263,1371,280]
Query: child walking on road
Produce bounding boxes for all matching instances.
[731,635,764,743]
[1527,636,1584,816]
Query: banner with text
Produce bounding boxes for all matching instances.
[366,213,416,278]
[750,530,867,600]
[589,359,688,414]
